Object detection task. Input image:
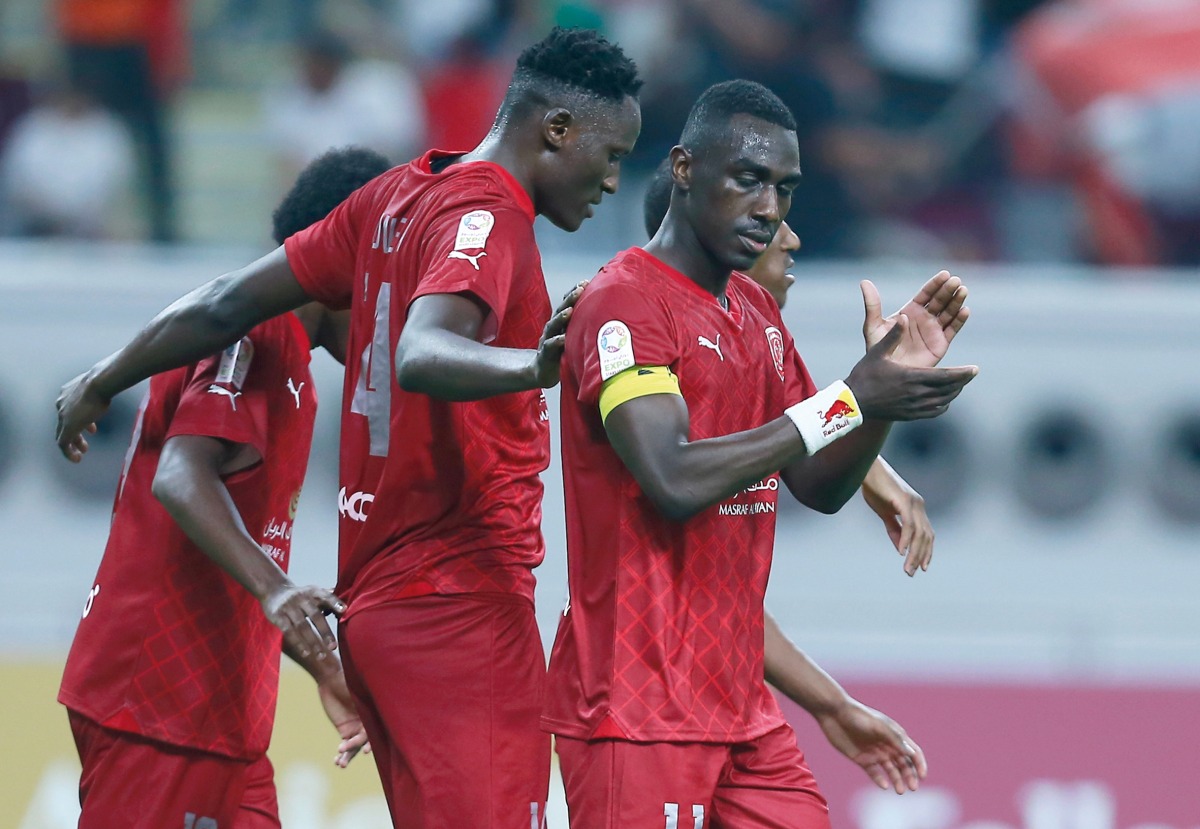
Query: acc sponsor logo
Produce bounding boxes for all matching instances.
[720,475,780,517]
[216,337,254,389]
[288,487,302,519]
[598,320,635,380]
[454,209,494,250]
[338,487,374,522]
[764,326,785,382]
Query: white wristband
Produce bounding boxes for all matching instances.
[784,381,864,455]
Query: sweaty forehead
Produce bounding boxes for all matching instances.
[708,114,800,173]
[576,95,641,145]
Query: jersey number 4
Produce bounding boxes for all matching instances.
[350,282,392,457]
[665,803,705,829]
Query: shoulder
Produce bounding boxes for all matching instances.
[577,250,658,311]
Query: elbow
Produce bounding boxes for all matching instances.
[393,339,433,394]
[785,479,854,515]
[641,480,705,523]
[150,463,183,512]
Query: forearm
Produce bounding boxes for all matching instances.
[763,611,849,718]
[395,328,539,401]
[88,249,307,400]
[614,413,810,521]
[782,420,892,513]
[152,459,291,602]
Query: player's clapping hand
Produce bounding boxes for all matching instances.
[56,370,110,462]
[262,583,345,662]
[846,320,977,421]
[317,671,372,768]
[815,698,927,795]
[861,272,970,368]
[533,280,589,388]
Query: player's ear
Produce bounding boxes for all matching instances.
[542,108,573,151]
[669,145,692,192]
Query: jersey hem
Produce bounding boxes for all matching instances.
[539,713,786,745]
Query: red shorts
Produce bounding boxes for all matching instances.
[339,593,550,829]
[68,710,280,829]
[556,724,830,829]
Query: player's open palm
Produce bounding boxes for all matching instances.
[846,320,978,421]
[317,671,372,768]
[861,272,969,368]
[816,698,927,794]
[56,371,109,462]
[262,583,343,662]
[534,280,588,388]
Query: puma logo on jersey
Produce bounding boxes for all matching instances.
[697,334,724,361]
[287,378,305,409]
[207,385,242,410]
[448,250,487,270]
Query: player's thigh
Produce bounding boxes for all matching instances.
[556,735,728,829]
[710,725,830,829]
[340,595,550,829]
[234,754,280,829]
[69,710,251,829]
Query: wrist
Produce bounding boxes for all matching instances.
[784,381,864,454]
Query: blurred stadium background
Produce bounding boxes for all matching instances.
[2,0,1198,826]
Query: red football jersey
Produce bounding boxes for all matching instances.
[59,314,317,759]
[543,248,818,743]
[284,150,551,615]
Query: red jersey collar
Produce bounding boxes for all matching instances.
[419,149,536,221]
[631,247,744,323]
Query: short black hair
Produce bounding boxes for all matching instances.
[643,157,673,238]
[679,80,796,152]
[272,146,392,244]
[500,27,642,116]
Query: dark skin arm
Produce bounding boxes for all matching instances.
[395,282,587,401]
[604,319,975,522]
[57,248,310,461]
[764,611,926,794]
[151,433,343,662]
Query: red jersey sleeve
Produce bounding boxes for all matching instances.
[569,278,681,408]
[284,176,375,311]
[165,335,270,459]
[409,199,535,344]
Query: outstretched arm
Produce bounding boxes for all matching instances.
[861,457,934,576]
[604,320,973,522]
[764,611,926,794]
[151,434,342,662]
[395,282,586,401]
[57,248,311,461]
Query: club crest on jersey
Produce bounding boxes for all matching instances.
[215,337,254,389]
[454,209,494,250]
[764,326,785,382]
[598,320,635,380]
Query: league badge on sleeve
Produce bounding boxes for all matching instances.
[598,320,635,380]
[454,210,494,250]
[216,337,254,389]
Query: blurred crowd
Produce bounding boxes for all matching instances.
[3,0,1200,267]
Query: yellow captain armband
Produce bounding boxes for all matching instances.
[599,366,681,424]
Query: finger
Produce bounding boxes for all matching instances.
[897,513,914,557]
[308,607,337,649]
[936,285,968,328]
[320,593,348,618]
[542,306,573,340]
[540,334,566,355]
[904,737,928,778]
[560,279,589,305]
[944,305,970,344]
[899,753,922,791]
[871,313,908,357]
[882,758,907,794]
[860,280,883,333]
[907,270,951,309]
[863,761,891,790]
[923,273,962,316]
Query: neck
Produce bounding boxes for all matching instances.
[644,214,733,300]
[459,127,537,211]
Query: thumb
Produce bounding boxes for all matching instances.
[860,280,883,333]
[873,313,907,356]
